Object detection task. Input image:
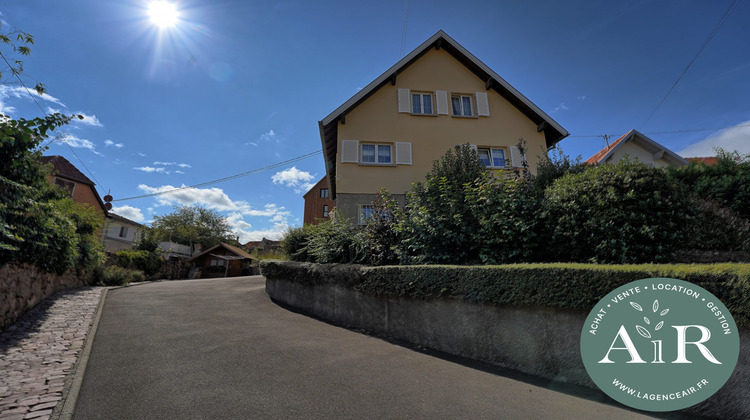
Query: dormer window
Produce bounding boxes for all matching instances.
[411,92,433,115]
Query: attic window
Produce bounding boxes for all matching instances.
[451,95,473,117]
[54,177,75,197]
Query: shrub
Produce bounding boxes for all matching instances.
[362,189,402,265]
[96,265,145,286]
[399,143,486,264]
[466,174,544,264]
[683,200,750,252]
[116,249,162,277]
[545,160,689,263]
[281,225,315,262]
[260,260,750,328]
[305,214,368,264]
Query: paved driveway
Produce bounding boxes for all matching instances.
[73,276,651,419]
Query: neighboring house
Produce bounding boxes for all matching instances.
[41,155,108,218]
[686,157,719,166]
[103,213,143,253]
[318,30,568,223]
[584,130,688,168]
[302,176,336,225]
[245,237,281,254]
[188,243,253,278]
[158,241,194,260]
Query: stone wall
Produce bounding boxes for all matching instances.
[266,275,750,419]
[0,264,89,330]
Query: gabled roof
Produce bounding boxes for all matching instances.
[302,176,329,199]
[319,30,569,198]
[686,157,719,166]
[188,242,253,262]
[42,155,108,214]
[41,155,95,186]
[584,129,689,167]
[108,212,144,228]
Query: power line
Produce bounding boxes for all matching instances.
[399,0,409,58]
[113,150,323,202]
[640,0,740,129]
[0,50,108,191]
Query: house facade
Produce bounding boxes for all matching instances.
[302,176,335,225]
[103,213,143,253]
[188,243,253,278]
[585,130,688,168]
[318,31,568,223]
[41,155,108,219]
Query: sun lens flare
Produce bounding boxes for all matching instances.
[148,1,179,28]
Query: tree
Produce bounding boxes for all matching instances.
[0,24,46,94]
[151,205,234,252]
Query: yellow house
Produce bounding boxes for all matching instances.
[318,30,568,223]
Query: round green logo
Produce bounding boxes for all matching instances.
[580,278,739,412]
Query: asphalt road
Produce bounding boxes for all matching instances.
[73,276,652,419]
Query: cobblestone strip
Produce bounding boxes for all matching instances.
[0,287,104,420]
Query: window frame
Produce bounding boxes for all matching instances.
[451,94,474,117]
[360,143,393,165]
[323,205,329,218]
[320,188,329,198]
[477,147,509,169]
[358,204,374,225]
[118,226,128,238]
[411,91,434,115]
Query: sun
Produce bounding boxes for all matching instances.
[148,1,179,28]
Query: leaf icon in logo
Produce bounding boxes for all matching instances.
[653,300,659,312]
[655,321,664,331]
[636,325,652,338]
[660,309,669,316]
[644,317,650,325]
[631,302,643,312]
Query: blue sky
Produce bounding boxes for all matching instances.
[1,1,748,242]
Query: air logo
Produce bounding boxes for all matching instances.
[580,278,739,412]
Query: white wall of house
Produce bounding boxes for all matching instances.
[103,220,141,253]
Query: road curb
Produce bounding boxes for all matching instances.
[52,287,108,420]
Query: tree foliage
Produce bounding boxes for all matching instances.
[151,205,234,251]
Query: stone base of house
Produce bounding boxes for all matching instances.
[334,193,406,223]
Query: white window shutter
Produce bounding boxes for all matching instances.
[341,140,359,163]
[510,146,524,167]
[398,89,411,113]
[436,90,449,115]
[475,92,490,116]
[395,142,412,165]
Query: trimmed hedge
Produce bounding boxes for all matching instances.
[260,261,750,327]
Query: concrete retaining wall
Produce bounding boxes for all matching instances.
[266,276,750,419]
[0,264,88,330]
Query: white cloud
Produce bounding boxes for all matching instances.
[679,120,750,157]
[154,161,177,165]
[104,139,124,148]
[260,129,279,143]
[73,113,103,127]
[577,95,586,101]
[175,170,185,174]
[271,166,315,193]
[178,163,191,168]
[58,132,95,150]
[136,184,292,242]
[0,85,66,110]
[137,152,147,157]
[133,166,168,173]
[552,102,569,113]
[111,205,145,223]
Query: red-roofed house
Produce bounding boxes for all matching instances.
[584,130,688,168]
[685,157,719,166]
[302,176,335,225]
[187,243,254,278]
[41,155,108,218]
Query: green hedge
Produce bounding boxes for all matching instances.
[260,261,750,327]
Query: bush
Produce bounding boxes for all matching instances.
[362,190,402,265]
[96,265,146,286]
[260,260,750,328]
[116,250,162,277]
[399,144,486,264]
[281,225,315,262]
[466,174,543,264]
[305,215,368,264]
[545,160,689,263]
